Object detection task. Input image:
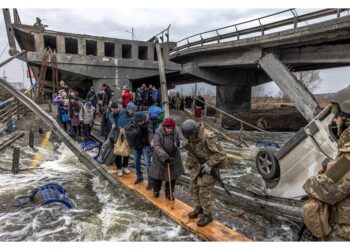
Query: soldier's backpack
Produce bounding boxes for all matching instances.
[302,198,332,238]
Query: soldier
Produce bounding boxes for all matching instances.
[303,85,350,241]
[174,93,181,110]
[181,119,227,227]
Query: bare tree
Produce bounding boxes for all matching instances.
[294,70,321,93]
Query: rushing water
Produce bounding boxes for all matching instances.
[0,137,198,241]
[0,129,302,241]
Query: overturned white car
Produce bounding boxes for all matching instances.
[256,104,339,199]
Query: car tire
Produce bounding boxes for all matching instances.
[256,149,280,180]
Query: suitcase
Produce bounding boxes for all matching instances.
[97,130,115,165]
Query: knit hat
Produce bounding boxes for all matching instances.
[111,102,118,109]
[86,101,92,107]
[163,117,176,128]
[134,111,145,122]
[126,102,136,112]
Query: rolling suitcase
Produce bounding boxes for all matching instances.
[97,130,115,165]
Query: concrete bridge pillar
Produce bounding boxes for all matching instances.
[56,35,65,54]
[216,84,252,113]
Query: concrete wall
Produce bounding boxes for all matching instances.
[32,30,173,63]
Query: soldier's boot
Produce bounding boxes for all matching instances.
[188,206,203,218]
[197,214,213,227]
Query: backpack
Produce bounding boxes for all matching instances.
[61,113,69,123]
[302,198,332,238]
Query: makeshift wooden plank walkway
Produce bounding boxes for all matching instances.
[107,165,250,242]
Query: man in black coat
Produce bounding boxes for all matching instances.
[125,111,155,188]
[102,84,112,109]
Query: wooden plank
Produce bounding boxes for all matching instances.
[106,165,250,242]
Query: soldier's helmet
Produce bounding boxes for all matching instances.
[330,85,350,114]
[181,119,199,139]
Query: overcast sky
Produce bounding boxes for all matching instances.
[1,8,350,95]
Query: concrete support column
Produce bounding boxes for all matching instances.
[34,33,44,52]
[259,53,320,121]
[216,84,252,128]
[131,44,138,59]
[78,38,85,56]
[115,43,122,58]
[162,46,169,61]
[97,40,104,57]
[56,35,65,53]
[216,84,252,113]
[3,9,17,55]
[147,44,154,61]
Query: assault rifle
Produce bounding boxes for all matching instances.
[183,143,233,197]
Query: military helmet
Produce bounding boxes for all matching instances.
[330,85,350,114]
[181,119,199,139]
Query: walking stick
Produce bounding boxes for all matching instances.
[167,162,174,210]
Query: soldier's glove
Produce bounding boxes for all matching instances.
[200,163,212,175]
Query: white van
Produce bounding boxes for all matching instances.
[255,104,338,199]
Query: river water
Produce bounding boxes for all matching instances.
[0,136,198,241]
[0,130,302,241]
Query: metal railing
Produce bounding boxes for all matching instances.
[0,87,36,127]
[147,24,171,43]
[171,8,349,54]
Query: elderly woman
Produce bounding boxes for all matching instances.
[149,117,184,200]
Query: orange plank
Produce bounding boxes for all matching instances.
[107,165,250,241]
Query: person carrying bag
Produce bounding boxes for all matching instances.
[114,133,130,157]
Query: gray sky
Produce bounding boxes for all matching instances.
[1,8,350,95]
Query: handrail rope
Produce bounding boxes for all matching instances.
[193,97,270,134]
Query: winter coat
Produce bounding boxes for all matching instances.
[303,127,350,241]
[108,110,119,127]
[68,101,80,126]
[125,118,154,150]
[149,125,184,181]
[110,108,134,144]
[57,100,68,116]
[151,89,159,102]
[103,86,112,105]
[79,105,95,125]
[122,91,132,107]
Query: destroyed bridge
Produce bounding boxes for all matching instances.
[3,8,350,121]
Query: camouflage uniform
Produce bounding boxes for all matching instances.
[185,123,227,215]
[303,127,350,241]
[174,95,181,110]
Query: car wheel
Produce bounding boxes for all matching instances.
[256,149,280,179]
